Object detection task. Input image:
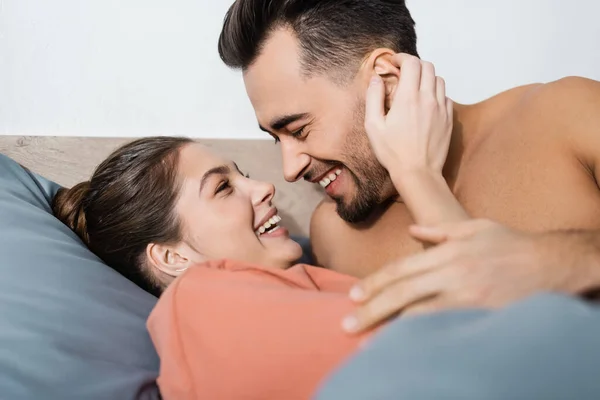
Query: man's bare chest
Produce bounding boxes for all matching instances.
[326,132,600,276]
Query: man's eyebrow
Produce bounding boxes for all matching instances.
[258,113,309,133]
[199,165,231,193]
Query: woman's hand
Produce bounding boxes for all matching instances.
[364,53,453,179]
[365,53,467,226]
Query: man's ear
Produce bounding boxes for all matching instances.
[361,49,401,111]
[146,242,195,278]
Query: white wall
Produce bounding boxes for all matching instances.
[1,0,600,138]
[409,0,600,103]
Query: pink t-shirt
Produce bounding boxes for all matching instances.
[147,259,372,400]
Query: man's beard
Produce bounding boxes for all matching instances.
[333,103,390,223]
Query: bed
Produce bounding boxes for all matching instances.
[5,135,600,400]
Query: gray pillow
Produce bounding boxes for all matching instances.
[0,154,160,400]
[292,235,314,265]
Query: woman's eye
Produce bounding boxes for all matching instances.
[215,180,230,194]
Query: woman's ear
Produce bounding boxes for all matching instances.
[361,49,401,111]
[146,242,195,278]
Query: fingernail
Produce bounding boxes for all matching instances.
[349,285,365,301]
[370,76,381,85]
[342,315,359,332]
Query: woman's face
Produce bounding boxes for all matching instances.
[171,143,302,269]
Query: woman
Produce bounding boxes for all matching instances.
[53,136,371,399]
[52,55,466,399]
[53,136,305,297]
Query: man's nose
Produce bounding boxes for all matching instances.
[281,142,310,182]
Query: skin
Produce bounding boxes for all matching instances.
[243,29,472,275]
[244,28,600,331]
[245,29,394,225]
[146,143,303,284]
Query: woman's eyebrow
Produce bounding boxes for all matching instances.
[232,162,244,175]
[199,165,230,194]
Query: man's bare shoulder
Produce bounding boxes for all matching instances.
[455,76,600,232]
[526,77,600,161]
[471,76,600,144]
[537,75,600,98]
[462,82,544,131]
[526,76,600,116]
[470,76,600,118]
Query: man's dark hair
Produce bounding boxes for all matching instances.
[218,0,418,82]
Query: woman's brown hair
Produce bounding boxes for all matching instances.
[52,136,194,297]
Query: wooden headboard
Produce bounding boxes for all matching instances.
[0,136,324,236]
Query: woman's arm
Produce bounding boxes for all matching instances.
[364,53,469,226]
[390,168,468,226]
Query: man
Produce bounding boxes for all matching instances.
[217,0,600,330]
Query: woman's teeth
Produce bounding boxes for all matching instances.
[319,169,342,188]
[256,214,282,235]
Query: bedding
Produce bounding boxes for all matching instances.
[315,293,600,400]
[147,259,371,400]
[0,154,160,399]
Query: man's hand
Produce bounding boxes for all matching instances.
[342,219,582,334]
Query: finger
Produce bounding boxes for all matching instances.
[436,76,446,106]
[409,224,449,244]
[350,243,459,302]
[388,52,420,69]
[344,271,445,333]
[392,54,421,101]
[401,295,457,317]
[410,219,492,242]
[446,96,453,122]
[364,75,386,135]
[419,61,436,94]
[443,218,494,239]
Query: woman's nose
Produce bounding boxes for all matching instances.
[252,181,275,207]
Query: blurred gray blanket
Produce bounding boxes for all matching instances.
[315,293,600,400]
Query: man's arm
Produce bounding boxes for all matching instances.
[536,228,600,296]
[413,75,600,296]
[550,76,600,186]
[343,76,600,332]
[528,76,600,295]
